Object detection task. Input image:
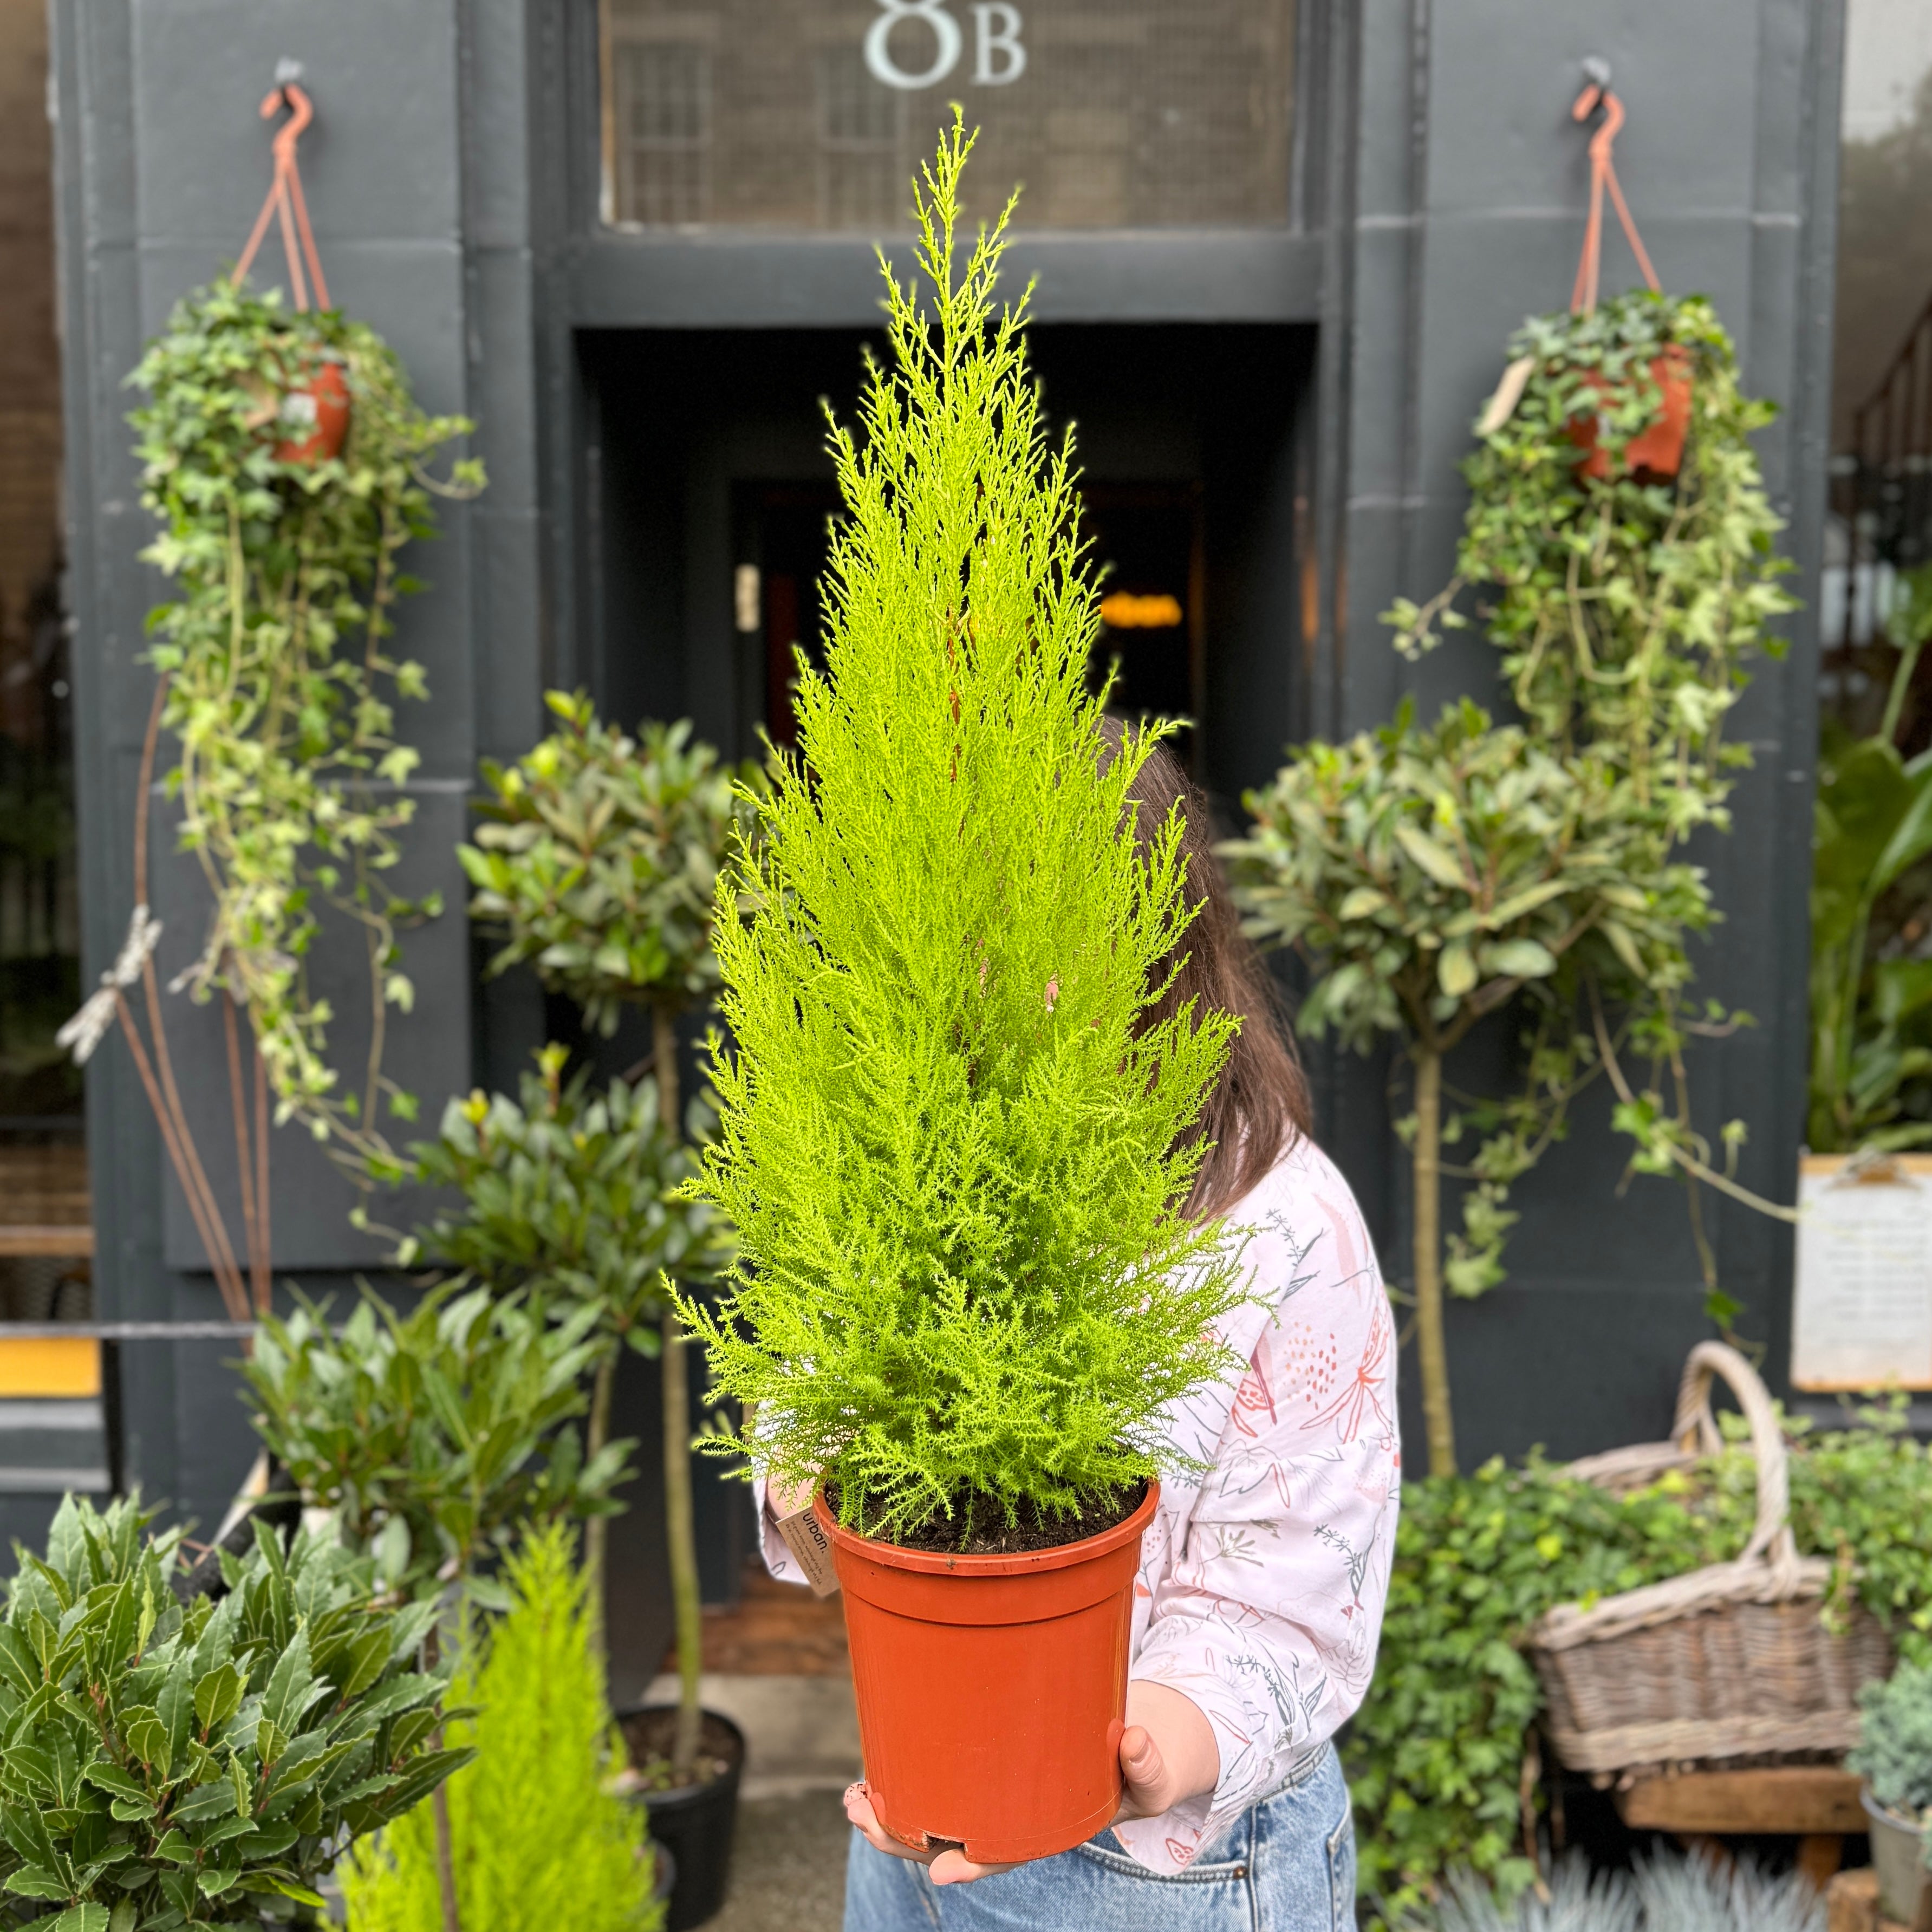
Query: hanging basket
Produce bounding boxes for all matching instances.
[1568,344,1694,483]
[1529,1342,1894,1776]
[273,357,350,464]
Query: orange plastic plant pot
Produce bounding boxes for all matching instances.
[1570,345,1693,482]
[817,1481,1159,1866]
[275,360,350,463]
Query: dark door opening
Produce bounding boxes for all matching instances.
[583,323,1313,818]
[741,478,1208,762]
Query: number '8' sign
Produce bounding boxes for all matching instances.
[865,0,1027,90]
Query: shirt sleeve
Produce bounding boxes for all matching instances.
[750,1472,811,1587]
[1120,1195,1401,1869]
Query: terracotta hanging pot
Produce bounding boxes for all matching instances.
[817,1480,1159,1864]
[273,358,351,464]
[1569,344,1693,482]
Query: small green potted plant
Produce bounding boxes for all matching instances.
[1851,1662,1932,1929]
[673,118,1247,1864]
[0,1493,471,1932]
[341,1524,665,1932]
[393,1051,739,1929]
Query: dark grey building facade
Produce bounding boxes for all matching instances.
[48,0,1844,1689]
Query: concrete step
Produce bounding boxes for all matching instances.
[0,1397,109,1491]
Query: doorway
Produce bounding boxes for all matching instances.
[740,477,1209,763]
[584,322,1313,814]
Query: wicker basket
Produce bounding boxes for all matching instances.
[1529,1341,1894,1775]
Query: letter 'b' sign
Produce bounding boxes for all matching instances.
[866,0,1026,92]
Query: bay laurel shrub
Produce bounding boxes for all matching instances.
[1352,1407,1932,1923]
[677,117,1245,1541]
[243,1285,628,1607]
[0,1495,470,1932]
[340,1525,662,1932]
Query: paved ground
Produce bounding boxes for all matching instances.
[713,1790,850,1932]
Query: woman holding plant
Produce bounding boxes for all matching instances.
[681,119,1398,1930]
[763,731,1400,1927]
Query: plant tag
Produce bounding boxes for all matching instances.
[773,1502,841,1598]
[1478,355,1537,436]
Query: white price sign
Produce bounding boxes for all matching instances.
[1791,1154,1932,1390]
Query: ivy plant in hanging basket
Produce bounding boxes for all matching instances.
[672,119,1246,1866]
[127,279,484,1165]
[1231,289,1798,1479]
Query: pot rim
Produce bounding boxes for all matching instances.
[812,1478,1159,1577]
[1859,1784,1928,1833]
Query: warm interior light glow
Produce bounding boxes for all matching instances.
[1100,591,1185,630]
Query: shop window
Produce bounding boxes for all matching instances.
[1823,2,1932,744]
[600,0,1297,233]
[608,39,712,225]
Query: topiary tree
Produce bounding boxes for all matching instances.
[1225,701,1713,1478]
[458,692,758,1780]
[243,1283,629,1932]
[1228,289,1797,1476]
[242,1283,627,1606]
[674,114,1246,1544]
[395,1046,733,1655]
[0,1494,472,1932]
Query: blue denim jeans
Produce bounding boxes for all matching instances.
[841,1744,1355,1931]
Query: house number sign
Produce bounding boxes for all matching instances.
[865,0,1027,89]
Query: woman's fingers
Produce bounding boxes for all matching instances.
[1117,1722,1174,1817]
[928,1847,1018,1886]
[844,1783,920,1861]
[842,1783,1016,1885]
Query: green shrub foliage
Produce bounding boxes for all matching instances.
[398,1046,732,1361]
[243,1285,628,1605]
[460,692,762,1037]
[1851,1661,1932,1818]
[128,282,482,1149]
[1353,1407,1932,1923]
[676,118,1245,1540]
[340,1525,660,1932]
[0,1495,470,1932]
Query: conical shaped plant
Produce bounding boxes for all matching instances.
[677,116,1247,1541]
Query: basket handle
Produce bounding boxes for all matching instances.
[1669,1340,1794,1566]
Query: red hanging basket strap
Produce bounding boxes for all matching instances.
[1569,79,1660,317]
[232,79,330,311]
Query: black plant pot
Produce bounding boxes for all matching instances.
[619,1706,745,1931]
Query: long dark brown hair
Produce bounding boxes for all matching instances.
[1104,717,1313,1221]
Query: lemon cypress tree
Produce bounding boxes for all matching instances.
[676,118,1246,1542]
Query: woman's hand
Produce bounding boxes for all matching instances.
[842,1680,1219,1885]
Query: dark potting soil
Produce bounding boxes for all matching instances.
[619,1708,743,1794]
[829,1477,1149,1557]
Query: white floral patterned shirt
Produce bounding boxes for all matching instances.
[756,1133,1400,1875]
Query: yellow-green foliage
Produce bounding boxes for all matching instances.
[676,117,1246,1539]
[341,1526,659,1932]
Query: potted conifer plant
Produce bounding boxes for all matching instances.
[674,118,1248,1865]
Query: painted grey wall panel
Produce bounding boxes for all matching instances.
[1424,6,1761,217]
[463,0,533,249]
[151,788,470,1273]
[128,1,461,246]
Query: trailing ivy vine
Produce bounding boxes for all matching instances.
[1351,1405,1932,1926]
[1230,290,1798,1472]
[129,281,484,1157]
